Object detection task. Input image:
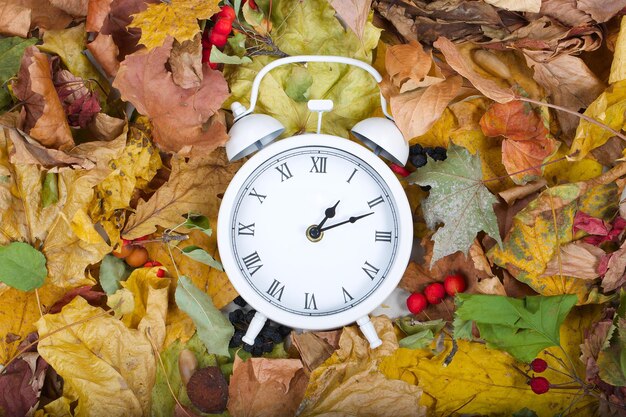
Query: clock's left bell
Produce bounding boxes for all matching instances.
[226,101,285,162]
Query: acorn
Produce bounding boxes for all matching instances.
[186,366,229,414]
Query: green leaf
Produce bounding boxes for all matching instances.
[183,213,212,236]
[512,408,539,417]
[224,0,381,138]
[175,276,234,356]
[227,32,247,56]
[454,293,578,362]
[99,255,132,295]
[399,329,435,349]
[181,245,223,271]
[0,242,47,291]
[396,317,445,336]
[41,172,59,208]
[209,45,252,65]
[0,37,38,108]
[151,334,218,417]
[407,145,502,265]
[284,66,313,102]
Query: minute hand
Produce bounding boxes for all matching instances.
[318,212,374,232]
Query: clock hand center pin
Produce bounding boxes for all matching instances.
[307,200,339,242]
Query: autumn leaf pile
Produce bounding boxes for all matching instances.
[2,0,626,416]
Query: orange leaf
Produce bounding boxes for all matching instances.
[113,37,229,155]
[480,100,558,184]
[12,46,74,150]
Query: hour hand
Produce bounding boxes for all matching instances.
[309,201,339,239]
[318,212,374,232]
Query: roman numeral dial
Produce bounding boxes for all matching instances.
[227,145,405,318]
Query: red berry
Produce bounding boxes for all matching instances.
[213,19,232,35]
[424,283,446,304]
[156,268,166,278]
[390,163,410,177]
[530,358,548,373]
[217,5,236,21]
[443,273,467,297]
[208,31,228,48]
[248,0,257,9]
[529,376,550,394]
[152,260,162,267]
[406,293,428,315]
[208,62,218,70]
[144,261,155,267]
[202,46,212,63]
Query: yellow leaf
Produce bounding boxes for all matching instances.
[489,182,617,302]
[380,309,598,415]
[35,296,164,417]
[569,80,626,160]
[298,316,426,417]
[128,0,221,51]
[38,23,109,93]
[610,17,626,84]
[543,149,603,184]
[120,267,169,335]
[89,121,161,249]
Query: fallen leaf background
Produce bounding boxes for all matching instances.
[1,1,626,416]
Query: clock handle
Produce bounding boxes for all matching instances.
[242,311,268,346]
[357,316,382,349]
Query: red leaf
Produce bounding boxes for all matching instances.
[48,286,106,314]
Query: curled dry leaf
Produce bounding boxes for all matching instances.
[113,37,229,155]
[480,100,559,184]
[86,33,120,77]
[433,37,515,103]
[2,0,72,33]
[227,356,309,417]
[498,178,547,205]
[601,240,626,291]
[329,0,373,42]
[385,41,432,89]
[483,0,540,12]
[168,35,203,89]
[12,46,74,150]
[541,241,605,280]
[0,3,31,37]
[290,331,340,373]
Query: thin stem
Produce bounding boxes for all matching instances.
[166,243,182,279]
[34,289,43,318]
[516,96,626,143]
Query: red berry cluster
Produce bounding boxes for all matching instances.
[529,358,550,394]
[202,5,236,69]
[406,273,467,315]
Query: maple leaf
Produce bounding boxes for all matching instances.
[128,0,220,51]
[480,100,559,184]
[113,37,229,155]
[407,144,502,265]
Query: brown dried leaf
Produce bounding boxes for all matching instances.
[3,0,72,32]
[542,241,605,280]
[391,76,462,139]
[168,36,203,89]
[298,317,425,417]
[49,0,88,16]
[385,41,431,88]
[577,0,626,23]
[113,37,229,155]
[498,178,547,205]
[227,357,309,417]
[0,3,30,37]
[483,0,539,12]
[329,0,372,42]
[603,240,626,292]
[524,52,605,138]
[86,33,120,77]
[433,36,516,103]
[0,352,48,416]
[123,148,242,239]
[6,127,95,171]
[12,46,74,150]
[290,332,339,373]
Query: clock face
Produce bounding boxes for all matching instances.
[218,134,412,329]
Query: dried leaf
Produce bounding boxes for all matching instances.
[0,37,38,107]
[329,0,372,42]
[2,0,72,33]
[385,41,432,88]
[12,46,74,150]
[542,241,605,280]
[480,100,559,184]
[407,145,502,265]
[433,37,515,103]
[227,356,308,417]
[113,37,229,155]
[86,33,120,77]
[48,285,106,314]
[290,332,338,373]
[578,0,626,23]
[0,352,47,416]
[128,0,220,50]
[391,76,462,139]
[35,297,162,417]
[603,241,626,292]
[483,0,540,13]
[299,317,425,417]
[0,3,31,37]
[168,36,203,89]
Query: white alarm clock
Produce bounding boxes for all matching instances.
[217,56,412,348]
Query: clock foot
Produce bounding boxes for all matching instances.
[242,311,268,346]
[357,316,382,349]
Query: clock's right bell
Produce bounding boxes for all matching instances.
[351,117,408,166]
